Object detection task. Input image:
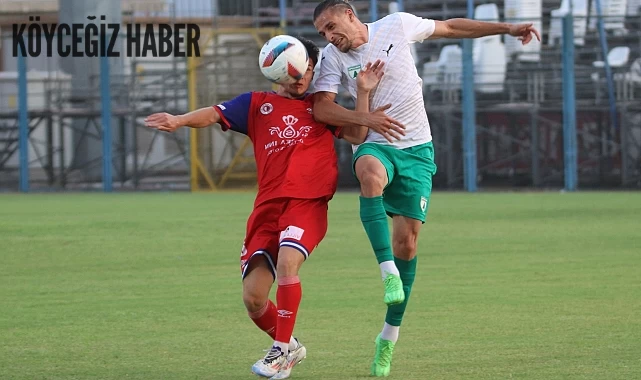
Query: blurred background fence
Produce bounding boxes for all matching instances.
[0,0,640,192]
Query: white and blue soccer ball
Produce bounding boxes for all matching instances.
[259,35,309,85]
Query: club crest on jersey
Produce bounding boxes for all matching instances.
[260,102,273,115]
[269,115,312,139]
[347,64,361,79]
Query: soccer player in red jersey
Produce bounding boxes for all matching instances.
[145,37,396,379]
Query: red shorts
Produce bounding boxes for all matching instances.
[240,197,329,279]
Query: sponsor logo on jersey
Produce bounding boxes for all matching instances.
[268,116,312,139]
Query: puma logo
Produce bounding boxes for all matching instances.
[383,44,393,56]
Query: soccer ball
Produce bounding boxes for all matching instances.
[258,35,309,85]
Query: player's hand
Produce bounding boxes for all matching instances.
[508,23,541,45]
[145,112,181,133]
[364,104,405,142]
[357,60,385,93]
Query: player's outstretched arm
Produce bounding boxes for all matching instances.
[313,93,405,143]
[431,19,541,45]
[145,107,221,133]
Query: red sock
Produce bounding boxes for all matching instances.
[275,276,302,347]
[248,300,277,339]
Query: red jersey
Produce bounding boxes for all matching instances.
[213,91,342,207]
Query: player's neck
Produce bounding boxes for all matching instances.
[276,87,305,100]
[351,23,369,49]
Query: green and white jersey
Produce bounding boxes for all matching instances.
[314,12,436,150]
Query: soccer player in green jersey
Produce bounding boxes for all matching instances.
[311,0,540,376]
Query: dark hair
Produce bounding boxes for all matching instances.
[297,36,320,67]
[313,0,356,22]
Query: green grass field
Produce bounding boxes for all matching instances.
[1,191,640,379]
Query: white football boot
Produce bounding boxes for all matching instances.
[251,345,287,378]
[270,339,307,379]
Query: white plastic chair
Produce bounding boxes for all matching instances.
[474,3,501,44]
[475,39,508,93]
[504,0,543,62]
[474,3,507,93]
[422,45,462,90]
[473,3,500,64]
[592,46,631,68]
[549,0,589,46]
[591,46,632,101]
[589,0,629,31]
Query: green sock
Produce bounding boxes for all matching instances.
[359,196,394,264]
[385,256,417,326]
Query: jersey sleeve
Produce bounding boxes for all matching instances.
[213,92,252,135]
[398,12,436,43]
[313,46,342,94]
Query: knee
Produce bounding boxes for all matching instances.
[276,248,304,278]
[358,169,386,196]
[393,233,418,260]
[243,290,267,313]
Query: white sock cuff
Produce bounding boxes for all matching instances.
[273,341,289,355]
[381,322,400,343]
[380,260,400,280]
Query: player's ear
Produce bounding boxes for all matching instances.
[347,9,355,21]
